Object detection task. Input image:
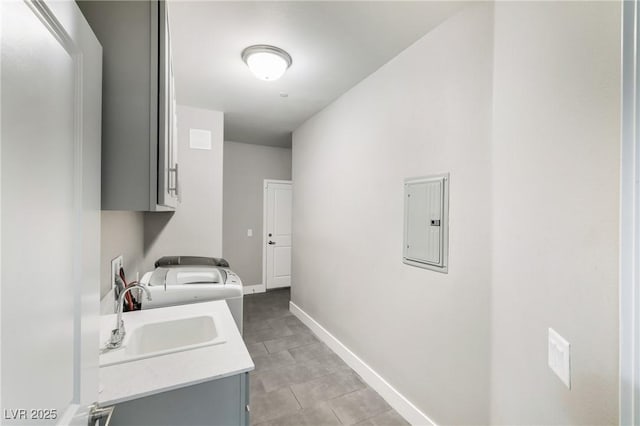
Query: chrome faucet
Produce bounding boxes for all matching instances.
[107,284,152,349]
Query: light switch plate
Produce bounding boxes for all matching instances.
[247,229,253,237]
[548,328,571,388]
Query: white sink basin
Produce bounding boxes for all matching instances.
[100,311,226,367]
[125,315,218,356]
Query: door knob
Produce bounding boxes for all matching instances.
[268,241,276,245]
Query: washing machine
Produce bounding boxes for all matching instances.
[139,256,244,332]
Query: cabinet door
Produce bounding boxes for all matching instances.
[157,0,178,208]
[171,62,179,200]
[110,375,245,425]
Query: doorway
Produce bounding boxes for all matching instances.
[263,180,292,290]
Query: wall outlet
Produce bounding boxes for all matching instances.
[548,328,571,389]
[110,255,124,292]
[247,229,253,237]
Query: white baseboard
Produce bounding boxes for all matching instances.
[243,284,266,295]
[290,301,437,426]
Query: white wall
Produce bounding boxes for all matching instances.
[144,105,224,272]
[490,2,620,424]
[100,211,145,296]
[223,141,292,286]
[292,4,494,424]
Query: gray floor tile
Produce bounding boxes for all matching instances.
[291,368,366,408]
[244,325,294,344]
[250,373,266,396]
[252,350,296,372]
[247,301,291,321]
[306,351,349,371]
[354,410,410,426]
[270,315,304,327]
[329,388,392,425]
[245,320,273,334]
[250,387,301,424]
[256,402,341,426]
[246,342,269,357]
[263,309,292,320]
[253,359,338,393]
[267,316,312,335]
[265,317,288,329]
[246,312,291,327]
[286,322,314,336]
[264,332,318,353]
[288,341,335,363]
[269,321,297,336]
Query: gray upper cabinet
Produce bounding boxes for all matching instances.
[78,0,179,211]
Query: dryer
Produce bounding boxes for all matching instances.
[139,256,244,332]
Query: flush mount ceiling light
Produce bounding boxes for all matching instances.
[242,45,292,81]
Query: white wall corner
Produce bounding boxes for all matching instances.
[289,301,437,426]
[243,284,266,295]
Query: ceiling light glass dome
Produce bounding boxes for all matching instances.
[242,45,292,81]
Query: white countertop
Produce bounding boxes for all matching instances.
[98,300,254,406]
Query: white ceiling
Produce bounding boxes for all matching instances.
[169,1,465,148]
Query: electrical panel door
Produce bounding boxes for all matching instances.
[403,174,449,272]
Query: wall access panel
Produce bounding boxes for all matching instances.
[403,174,449,272]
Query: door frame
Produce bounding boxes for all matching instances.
[0,0,102,423]
[261,179,293,293]
[621,1,640,424]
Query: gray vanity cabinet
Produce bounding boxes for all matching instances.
[109,373,250,426]
[78,0,179,211]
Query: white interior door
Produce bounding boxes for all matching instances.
[1,1,102,424]
[264,181,292,290]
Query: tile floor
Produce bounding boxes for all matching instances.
[243,288,409,426]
